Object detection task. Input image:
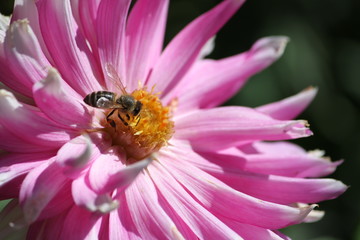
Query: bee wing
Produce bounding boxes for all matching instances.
[105,63,127,94]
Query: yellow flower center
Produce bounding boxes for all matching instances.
[101,87,174,163]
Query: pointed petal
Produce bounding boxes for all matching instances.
[149,162,241,240]
[165,36,289,108]
[159,154,315,229]
[56,132,111,178]
[0,90,75,148]
[174,106,312,151]
[125,172,185,239]
[19,161,67,223]
[96,0,131,90]
[88,148,151,194]
[71,174,119,214]
[36,0,101,95]
[257,87,318,120]
[2,20,49,98]
[33,68,92,128]
[147,0,245,96]
[125,0,169,90]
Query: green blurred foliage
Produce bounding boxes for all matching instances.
[1,0,360,239]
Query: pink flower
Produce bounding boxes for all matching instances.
[0,0,346,239]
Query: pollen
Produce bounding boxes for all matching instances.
[102,87,174,163]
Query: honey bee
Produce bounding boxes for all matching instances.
[83,64,142,127]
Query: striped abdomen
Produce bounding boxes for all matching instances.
[83,91,116,108]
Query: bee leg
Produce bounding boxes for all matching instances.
[118,112,129,126]
[106,109,117,128]
[109,120,116,128]
[126,114,130,121]
[106,109,116,121]
[135,115,141,127]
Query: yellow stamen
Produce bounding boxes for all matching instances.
[102,87,174,163]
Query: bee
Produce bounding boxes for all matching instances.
[83,64,142,128]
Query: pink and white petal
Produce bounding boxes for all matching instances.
[88,148,151,194]
[33,68,92,128]
[71,174,119,214]
[109,194,142,240]
[125,172,185,240]
[36,0,101,96]
[158,156,315,229]
[165,36,289,109]
[0,152,52,187]
[125,0,168,90]
[56,132,111,178]
[148,162,241,240]
[96,0,131,90]
[257,87,318,120]
[174,106,312,151]
[58,205,102,240]
[147,0,245,96]
[200,142,342,178]
[2,20,48,98]
[238,142,342,177]
[19,161,67,223]
[0,90,76,148]
[0,124,55,153]
[12,0,53,63]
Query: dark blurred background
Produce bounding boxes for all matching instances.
[1,0,359,239]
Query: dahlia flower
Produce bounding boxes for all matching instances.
[0,0,346,239]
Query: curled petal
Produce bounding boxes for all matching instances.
[19,161,67,223]
[165,36,289,109]
[147,0,245,96]
[0,90,75,148]
[56,132,111,178]
[88,148,151,194]
[72,174,119,214]
[174,107,312,151]
[257,87,318,120]
[33,67,92,128]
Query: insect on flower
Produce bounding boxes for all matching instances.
[83,64,143,128]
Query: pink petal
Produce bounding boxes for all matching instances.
[237,142,342,177]
[174,106,312,151]
[72,174,119,213]
[149,162,240,239]
[125,172,184,239]
[12,0,53,63]
[125,0,169,90]
[36,0,101,96]
[96,0,131,91]
[147,0,245,96]
[109,194,142,240]
[0,152,52,188]
[0,124,55,153]
[159,155,315,229]
[19,161,67,223]
[88,148,151,194]
[58,205,102,240]
[56,133,110,178]
[0,90,75,148]
[200,142,342,178]
[164,36,289,109]
[33,68,92,128]
[2,20,48,98]
[256,87,318,120]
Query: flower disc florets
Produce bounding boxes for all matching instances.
[101,87,174,162]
